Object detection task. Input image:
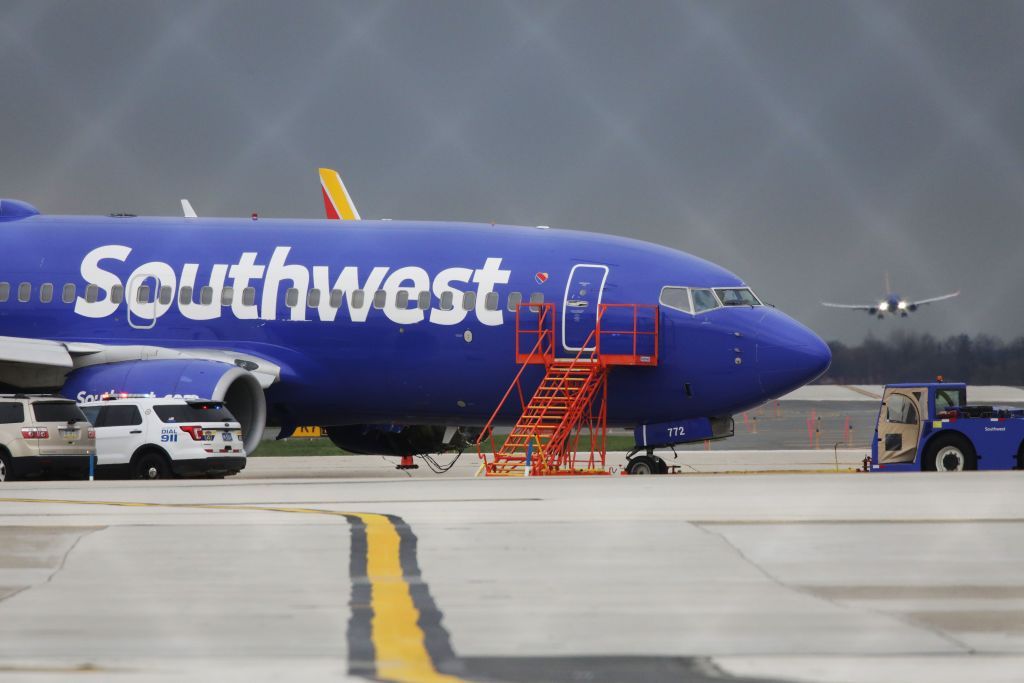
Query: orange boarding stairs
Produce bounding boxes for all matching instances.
[476,302,658,476]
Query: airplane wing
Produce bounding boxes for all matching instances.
[0,335,280,388]
[319,167,360,220]
[821,302,877,310]
[910,291,960,307]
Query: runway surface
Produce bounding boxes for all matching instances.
[0,461,1022,682]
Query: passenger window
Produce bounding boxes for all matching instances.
[136,284,151,303]
[886,394,919,425]
[39,283,53,304]
[242,287,256,306]
[62,283,76,304]
[329,289,343,308]
[439,291,454,311]
[462,291,477,311]
[0,282,9,303]
[221,286,234,306]
[372,290,387,309]
[351,290,365,309]
[159,286,173,306]
[111,284,124,305]
[659,287,691,314]
[692,289,720,313]
[200,286,214,306]
[18,282,31,302]
[307,289,320,307]
[86,284,99,303]
[417,291,431,310]
[0,402,25,424]
[179,286,193,305]
[485,292,499,311]
[285,288,299,308]
[507,291,522,312]
[105,405,143,427]
[395,291,410,309]
[529,293,544,304]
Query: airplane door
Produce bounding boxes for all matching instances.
[877,387,926,465]
[127,273,160,330]
[562,264,608,352]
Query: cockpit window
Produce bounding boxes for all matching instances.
[714,288,760,306]
[691,289,720,313]
[658,287,692,314]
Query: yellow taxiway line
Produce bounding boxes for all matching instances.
[0,497,466,683]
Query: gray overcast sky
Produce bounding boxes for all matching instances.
[2,1,1022,343]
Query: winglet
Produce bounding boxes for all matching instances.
[318,168,360,220]
[181,199,198,219]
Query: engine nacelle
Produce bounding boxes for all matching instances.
[326,424,474,456]
[62,359,266,453]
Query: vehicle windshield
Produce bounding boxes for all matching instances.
[33,401,88,423]
[714,288,761,306]
[154,402,236,423]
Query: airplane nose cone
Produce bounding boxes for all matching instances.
[757,312,831,399]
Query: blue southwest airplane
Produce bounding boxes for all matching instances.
[0,180,830,460]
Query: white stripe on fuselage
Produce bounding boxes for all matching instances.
[73,245,511,326]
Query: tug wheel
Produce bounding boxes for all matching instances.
[924,435,977,472]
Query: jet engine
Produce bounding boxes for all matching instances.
[62,359,266,453]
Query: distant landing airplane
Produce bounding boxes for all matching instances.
[822,274,959,319]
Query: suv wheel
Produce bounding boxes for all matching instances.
[0,452,9,482]
[133,452,170,480]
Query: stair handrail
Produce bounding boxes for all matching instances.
[475,329,552,462]
[515,302,555,364]
[595,303,660,365]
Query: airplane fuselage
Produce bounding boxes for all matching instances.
[0,213,830,432]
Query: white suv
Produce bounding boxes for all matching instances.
[80,395,246,480]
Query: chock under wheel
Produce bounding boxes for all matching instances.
[396,455,419,470]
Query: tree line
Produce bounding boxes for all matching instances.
[824,332,1024,385]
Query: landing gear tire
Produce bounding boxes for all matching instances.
[627,455,660,475]
[133,452,170,480]
[924,435,977,472]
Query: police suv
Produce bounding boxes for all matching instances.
[80,395,246,479]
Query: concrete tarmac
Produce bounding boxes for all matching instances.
[0,460,1022,683]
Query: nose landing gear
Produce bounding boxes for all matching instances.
[625,448,671,475]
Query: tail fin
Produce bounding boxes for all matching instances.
[884,272,892,295]
[318,167,360,220]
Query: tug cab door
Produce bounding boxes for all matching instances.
[876,387,927,464]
